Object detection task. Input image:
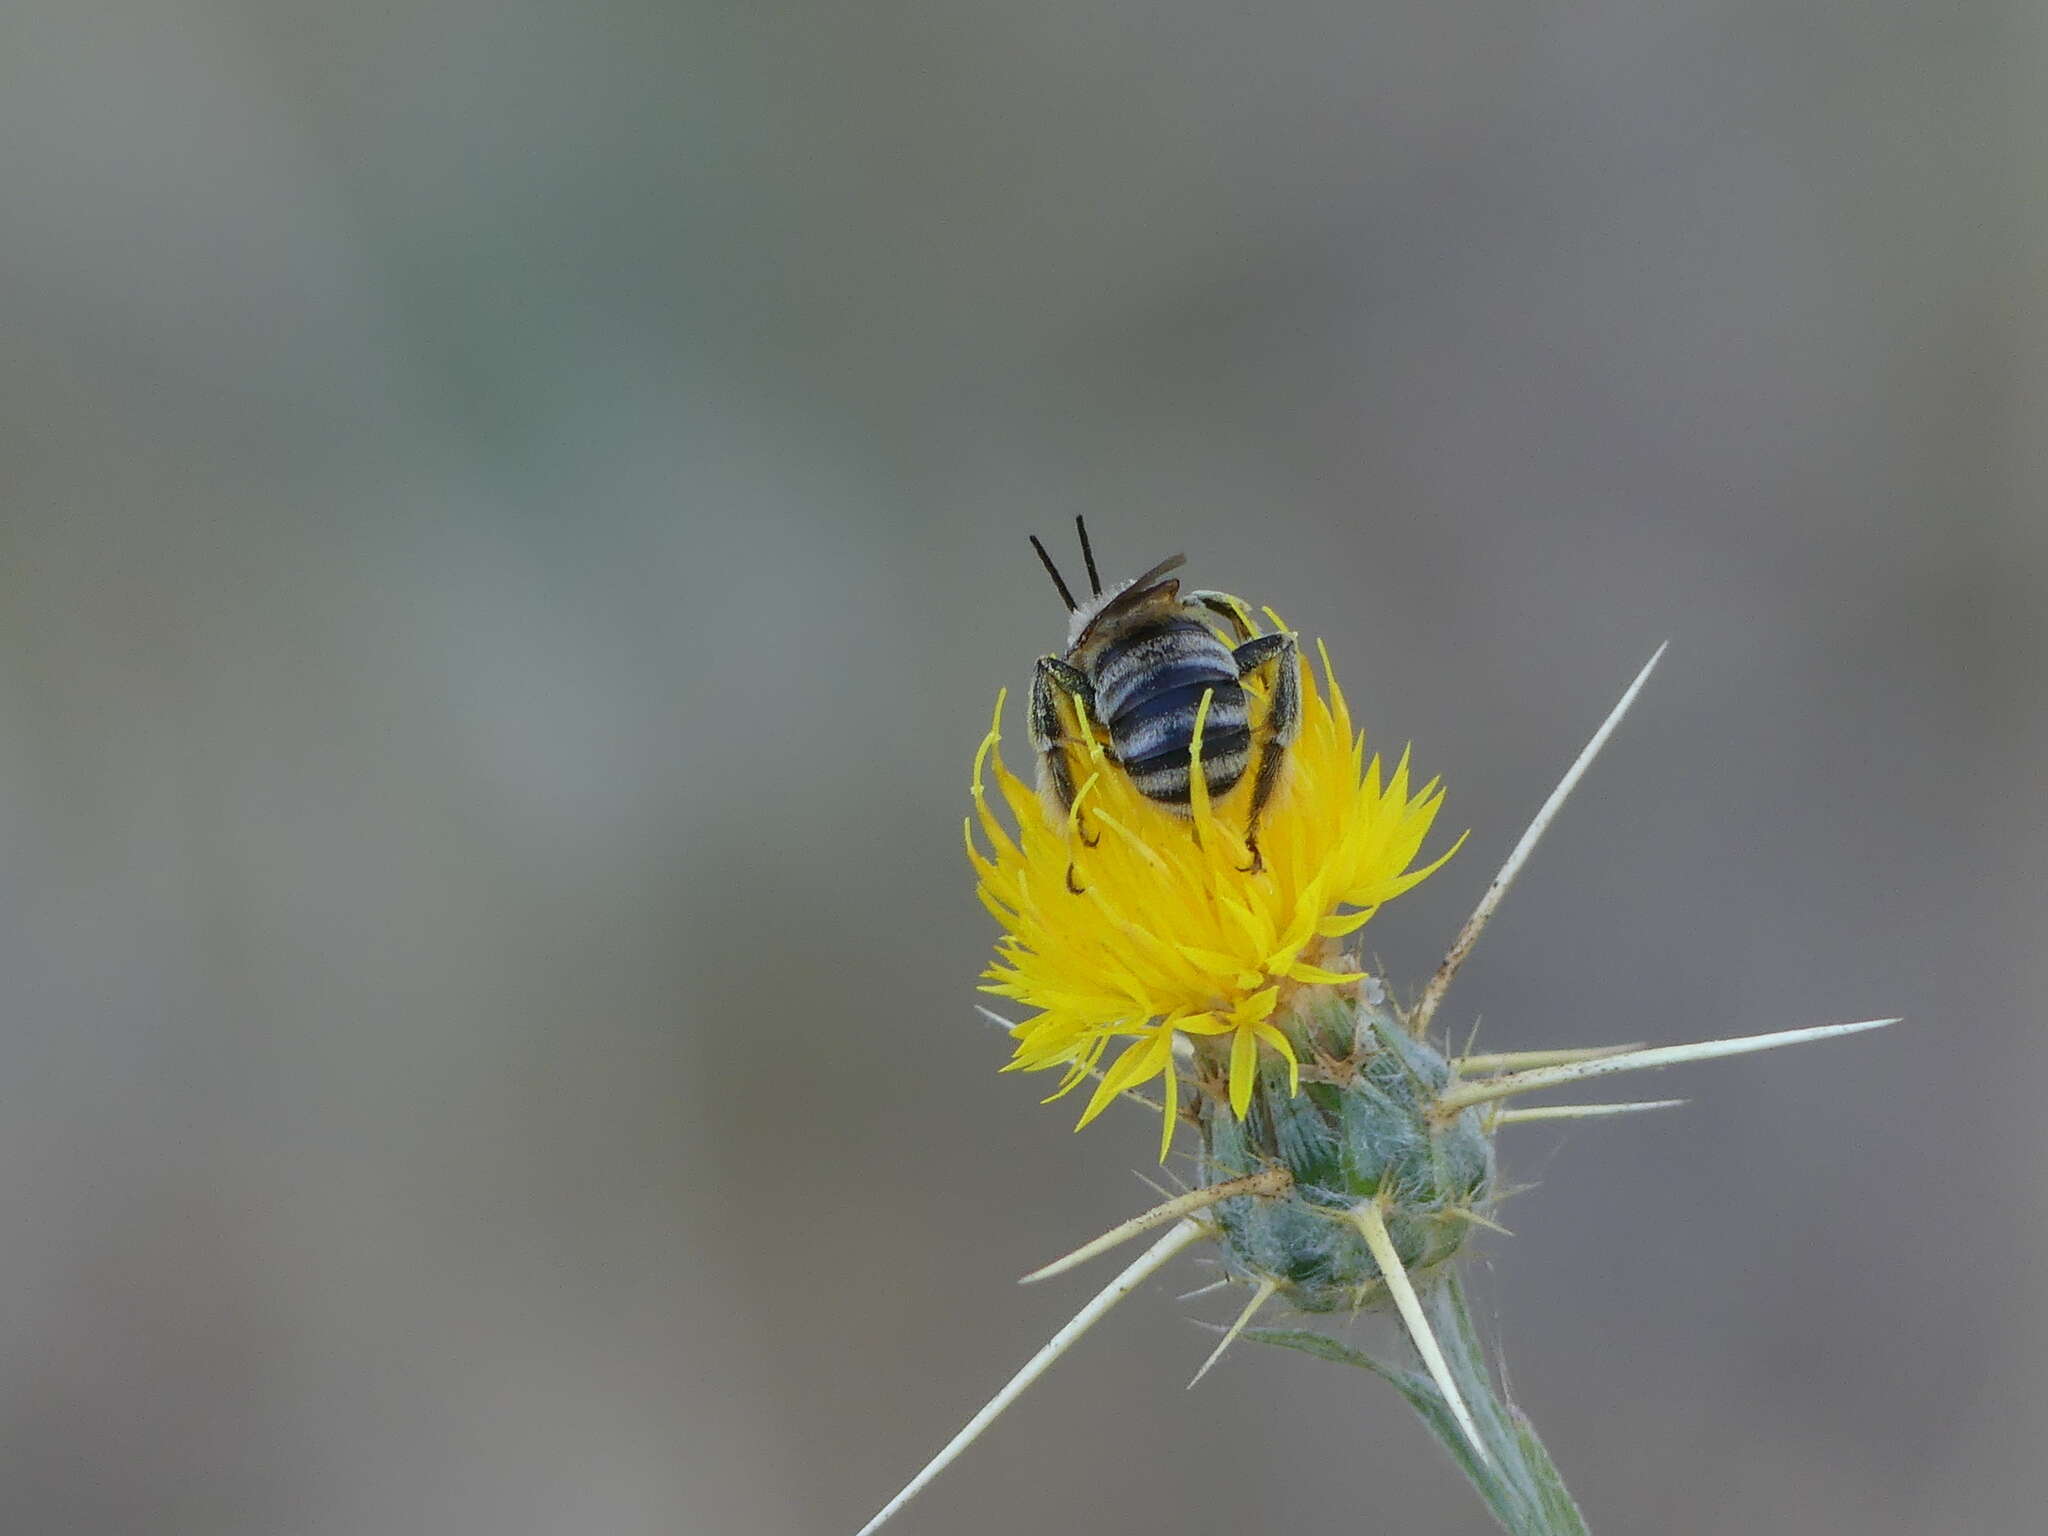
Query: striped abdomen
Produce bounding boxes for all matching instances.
[1090,619,1250,807]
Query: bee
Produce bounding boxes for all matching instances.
[1027,518,1299,878]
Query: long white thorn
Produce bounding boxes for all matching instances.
[1412,644,1667,1036]
[1349,1201,1493,1468]
[1443,1205,1515,1236]
[1020,1168,1290,1284]
[1132,1169,1184,1203]
[1176,1278,1232,1302]
[855,1220,1205,1536]
[1494,1099,1687,1124]
[1453,1043,1645,1074]
[1435,1018,1899,1115]
[1187,1278,1280,1389]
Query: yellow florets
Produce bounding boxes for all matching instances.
[967,618,1458,1157]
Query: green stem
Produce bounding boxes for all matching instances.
[1249,1271,1589,1536]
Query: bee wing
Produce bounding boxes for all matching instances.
[1099,553,1186,615]
[1070,552,1188,650]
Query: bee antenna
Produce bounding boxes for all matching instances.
[1029,535,1079,612]
[1075,516,1102,596]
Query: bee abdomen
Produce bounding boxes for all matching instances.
[1112,679,1253,807]
[1091,621,1232,719]
[1088,620,1251,808]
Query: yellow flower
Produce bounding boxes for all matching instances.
[967,618,1458,1157]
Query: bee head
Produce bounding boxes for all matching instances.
[1031,518,1186,652]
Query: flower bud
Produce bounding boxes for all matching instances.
[1198,988,1495,1312]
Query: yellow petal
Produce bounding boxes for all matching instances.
[1234,987,1281,1023]
[1287,960,1364,986]
[1228,1026,1258,1119]
[1252,1023,1302,1095]
[1155,1047,1180,1162]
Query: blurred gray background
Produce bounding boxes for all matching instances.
[1,3,2042,1533]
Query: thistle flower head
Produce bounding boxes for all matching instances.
[967,616,1458,1154]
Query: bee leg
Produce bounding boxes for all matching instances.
[1030,659,1101,891]
[1230,633,1301,874]
[1187,590,1259,642]
[1029,657,1095,814]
